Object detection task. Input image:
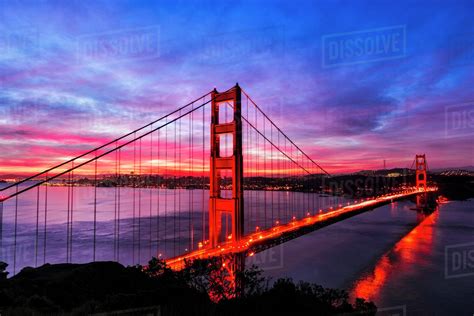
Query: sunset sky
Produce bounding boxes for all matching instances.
[1,0,473,175]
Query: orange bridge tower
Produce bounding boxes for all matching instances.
[415,154,427,191]
[209,85,244,248]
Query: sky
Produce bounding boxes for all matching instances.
[0,0,473,175]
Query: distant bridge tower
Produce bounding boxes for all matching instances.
[415,154,427,191]
[209,85,244,248]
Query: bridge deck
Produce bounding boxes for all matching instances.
[166,188,436,270]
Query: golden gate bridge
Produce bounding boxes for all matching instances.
[0,84,435,275]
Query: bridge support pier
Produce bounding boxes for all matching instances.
[209,85,244,248]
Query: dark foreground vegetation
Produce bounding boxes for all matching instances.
[0,258,376,315]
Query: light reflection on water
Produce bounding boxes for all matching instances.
[350,210,438,302]
[254,199,474,315]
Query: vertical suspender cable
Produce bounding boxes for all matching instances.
[173,115,177,256]
[189,104,193,251]
[156,130,160,256]
[271,124,274,226]
[66,169,71,263]
[118,148,121,261]
[254,105,258,231]
[278,131,281,223]
[138,138,142,263]
[178,111,181,252]
[70,163,74,262]
[35,186,40,267]
[132,133,136,264]
[263,114,267,229]
[149,127,153,259]
[156,129,160,256]
[202,105,205,244]
[114,143,119,261]
[164,122,168,257]
[249,106,252,230]
[43,174,48,264]
[13,186,18,275]
[93,157,98,262]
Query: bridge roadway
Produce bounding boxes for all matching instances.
[166,187,437,270]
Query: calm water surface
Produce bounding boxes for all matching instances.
[252,199,474,315]
[1,184,472,314]
[0,185,348,270]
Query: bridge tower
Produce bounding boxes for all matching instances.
[415,154,427,191]
[415,154,428,211]
[209,84,244,248]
